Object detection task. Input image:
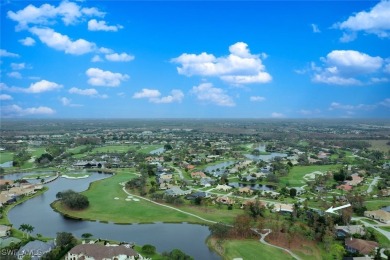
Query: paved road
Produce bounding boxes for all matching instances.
[252,228,302,260]
[367,176,381,193]
[352,217,390,240]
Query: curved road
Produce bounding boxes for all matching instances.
[122,183,302,260]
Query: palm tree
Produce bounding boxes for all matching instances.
[25,224,34,238]
[19,224,28,238]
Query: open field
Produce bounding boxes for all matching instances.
[280,165,339,186]
[364,199,390,211]
[219,239,295,260]
[89,145,161,154]
[366,140,390,152]
[0,152,13,164]
[52,171,215,224]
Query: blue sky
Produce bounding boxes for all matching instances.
[1,0,389,118]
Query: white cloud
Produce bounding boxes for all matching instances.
[190,83,235,107]
[99,47,113,54]
[29,27,95,55]
[0,94,13,100]
[0,49,19,57]
[133,89,161,99]
[86,68,129,87]
[172,42,272,85]
[329,102,376,111]
[7,72,22,79]
[380,98,390,107]
[60,97,82,107]
[19,37,36,46]
[11,63,25,70]
[133,88,183,104]
[271,112,285,118]
[7,1,105,30]
[88,19,123,31]
[69,87,106,98]
[250,96,266,102]
[334,0,390,40]
[385,63,390,74]
[105,52,134,62]
[311,23,321,33]
[1,105,55,117]
[91,55,103,62]
[25,80,62,93]
[311,50,385,85]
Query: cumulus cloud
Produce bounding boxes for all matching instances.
[1,105,55,117]
[19,37,36,46]
[7,1,105,30]
[91,55,103,62]
[0,94,13,100]
[311,50,386,85]
[29,27,95,55]
[334,0,390,41]
[7,72,22,79]
[86,68,129,87]
[172,42,272,85]
[132,88,183,104]
[190,83,235,107]
[25,80,62,93]
[88,19,123,31]
[311,24,321,33]
[0,49,19,57]
[69,87,107,98]
[250,96,266,102]
[105,52,134,62]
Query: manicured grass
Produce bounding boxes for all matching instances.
[366,227,390,247]
[360,218,379,224]
[380,226,390,232]
[91,145,135,153]
[364,199,390,211]
[52,171,215,224]
[280,165,339,186]
[29,147,46,157]
[220,239,294,260]
[0,152,13,164]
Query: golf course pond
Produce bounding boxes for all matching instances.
[6,172,220,260]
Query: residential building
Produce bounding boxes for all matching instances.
[65,244,143,260]
[364,210,390,224]
[0,225,11,237]
[17,240,55,260]
[335,225,365,238]
[344,238,378,255]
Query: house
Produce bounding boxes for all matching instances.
[238,187,253,195]
[65,244,143,260]
[0,237,21,249]
[273,203,294,213]
[191,171,206,179]
[215,196,234,205]
[215,184,232,192]
[364,210,390,224]
[165,186,191,196]
[346,173,364,186]
[345,238,378,255]
[0,225,11,237]
[337,184,353,191]
[379,188,390,197]
[200,177,213,187]
[17,240,55,260]
[335,225,365,238]
[186,192,210,200]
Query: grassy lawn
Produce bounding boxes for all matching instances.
[29,147,46,157]
[380,226,390,232]
[52,171,215,224]
[366,227,390,247]
[91,145,134,154]
[360,218,379,224]
[219,239,294,260]
[280,165,339,186]
[364,199,390,211]
[0,152,13,163]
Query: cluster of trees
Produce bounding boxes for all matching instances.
[41,232,77,260]
[56,190,89,210]
[13,149,31,167]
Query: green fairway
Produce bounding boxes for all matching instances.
[221,239,294,260]
[0,152,13,164]
[52,170,212,224]
[280,165,339,186]
[89,145,161,154]
[364,199,390,211]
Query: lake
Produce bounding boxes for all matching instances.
[228,182,276,191]
[7,172,220,260]
[149,147,165,155]
[0,161,13,168]
[204,161,236,176]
